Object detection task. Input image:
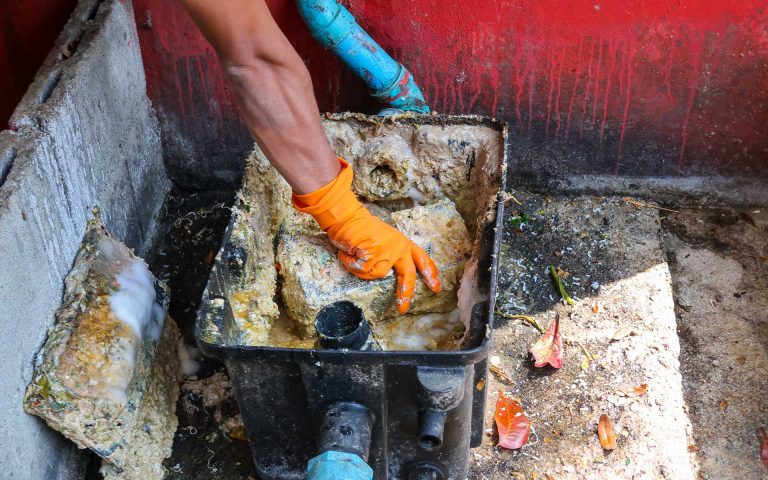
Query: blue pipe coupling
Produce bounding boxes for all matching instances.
[307,451,374,480]
[295,0,430,113]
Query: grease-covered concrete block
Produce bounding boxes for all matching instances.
[277,200,472,338]
[24,221,180,479]
[0,0,169,477]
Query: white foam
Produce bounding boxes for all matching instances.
[108,260,165,343]
[406,186,425,206]
[177,340,200,377]
[388,309,462,351]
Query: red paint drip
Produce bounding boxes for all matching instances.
[599,40,618,141]
[490,39,500,117]
[527,61,535,136]
[545,46,555,136]
[565,38,585,140]
[172,61,186,120]
[591,39,604,128]
[661,44,676,103]
[513,48,530,135]
[579,39,596,139]
[615,40,636,174]
[553,46,565,137]
[676,30,706,174]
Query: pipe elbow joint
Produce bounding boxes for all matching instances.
[372,65,429,113]
[295,0,430,113]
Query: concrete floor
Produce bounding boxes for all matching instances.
[474,193,695,479]
[470,198,767,479]
[106,190,767,480]
[662,208,768,480]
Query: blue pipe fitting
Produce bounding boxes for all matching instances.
[295,0,430,113]
[307,451,374,480]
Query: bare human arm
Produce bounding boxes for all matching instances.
[177,0,441,312]
[177,0,339,194]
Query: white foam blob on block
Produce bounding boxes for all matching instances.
[109,260,165,343]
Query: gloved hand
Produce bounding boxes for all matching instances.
[293,158,441,314]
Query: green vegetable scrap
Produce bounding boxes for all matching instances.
[494,311,545,333]
[549,265,576,305]
[509,212,531,228]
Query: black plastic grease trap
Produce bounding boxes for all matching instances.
[195,115,508,480]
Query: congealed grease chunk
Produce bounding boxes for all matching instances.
[24,219,181,479]
[277,200,472,338]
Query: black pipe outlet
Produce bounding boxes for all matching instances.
[417,409,446,451]
[317,401,375,461]
[408,462,446,480]
[416,366,466,452]
[315,301,375,350]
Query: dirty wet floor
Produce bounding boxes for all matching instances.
[472,195,767,480]
[86,187,768,479]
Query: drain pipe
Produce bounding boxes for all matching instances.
[307,301,377,479]
[295,0,430,113]
[307,402,375,480]
[315,300,379,350]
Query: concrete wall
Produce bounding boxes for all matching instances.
[130,0,767,199]
[0,0,169,478]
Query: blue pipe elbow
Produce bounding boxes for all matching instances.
[307,451,374,480]
[295,0,430,113]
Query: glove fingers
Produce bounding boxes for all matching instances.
[412,244,441,293]
[393,257,417,314]
[338,250,365,272]
[338,251,392,280]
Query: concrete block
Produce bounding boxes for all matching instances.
[277,200,472,338]
[23,220,180,479]
[477,193,696,478]
[0,1,169,477]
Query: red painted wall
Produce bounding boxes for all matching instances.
[0,0,77,125]
[130,0,768,188]
[7,0,764,187]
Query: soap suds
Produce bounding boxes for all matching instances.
[23,219,181,478]
[177,340,200,378]
[374,309,463,351]
[109,260,165,342]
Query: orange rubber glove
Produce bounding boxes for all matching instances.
[292,158,441,314]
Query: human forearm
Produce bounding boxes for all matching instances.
[177,0,441,311]
[177,0,339,193]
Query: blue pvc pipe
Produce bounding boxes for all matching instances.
[306,451,374,480]
[295,0,430,113]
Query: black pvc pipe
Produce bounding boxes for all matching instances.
[317,401,375,461]
[417,409,446,451]
[315,301,373,350]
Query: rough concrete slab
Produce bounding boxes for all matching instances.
[523,174,768,208]
[662,208,768,480]
[474,193,696,478]
[0,0,169,478]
